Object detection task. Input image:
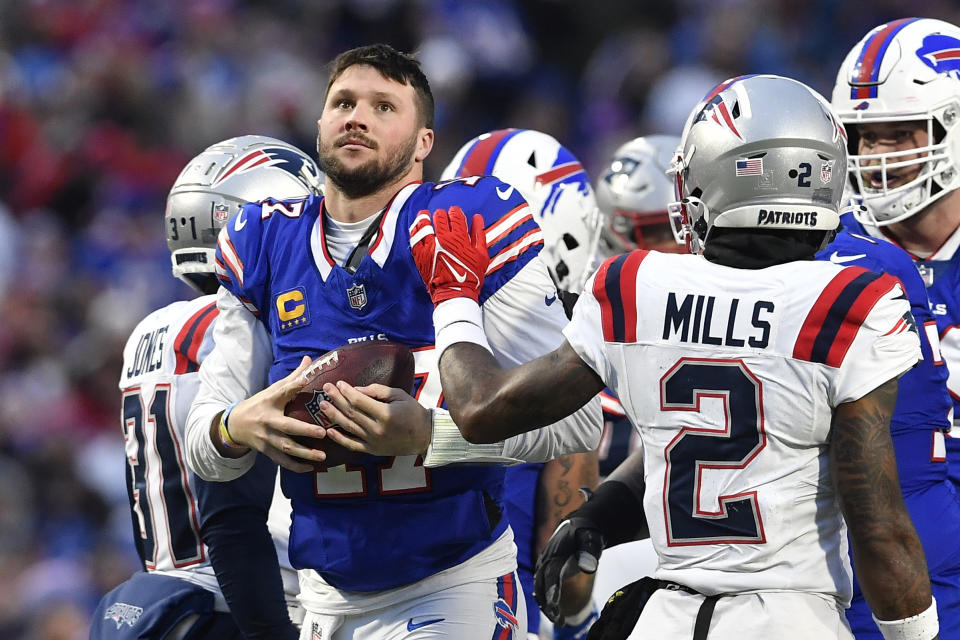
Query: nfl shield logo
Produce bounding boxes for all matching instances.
[820,160,835,184]
[347,284,367,310]
[213,203,232,222]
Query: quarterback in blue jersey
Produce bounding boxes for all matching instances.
[830,17,960,638]
[91,136,320,640]
[184,44,601,640]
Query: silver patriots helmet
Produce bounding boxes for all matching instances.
[669,74,848,254]
[166,135,323,293]
[595,134,682,254]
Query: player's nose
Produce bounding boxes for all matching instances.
[344,105,370,132]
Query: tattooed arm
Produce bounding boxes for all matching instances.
[831,377,935,624]
[536,451,600,617]
[439,341,605,443]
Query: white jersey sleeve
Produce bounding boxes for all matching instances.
[483,256,603,461]
[832,282,921,404]
[184,287,272,481]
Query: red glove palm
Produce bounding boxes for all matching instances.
[411,206,489,305]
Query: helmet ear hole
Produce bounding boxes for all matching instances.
[562,233,579,250]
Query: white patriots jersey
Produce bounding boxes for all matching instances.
[564,250,921,603]
[119,296,297,601]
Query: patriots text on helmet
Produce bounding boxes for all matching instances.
[756,209,819,226]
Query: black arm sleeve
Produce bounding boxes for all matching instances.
[574,479,648,548]
[195,455,298,640]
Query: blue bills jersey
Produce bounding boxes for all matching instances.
[817,230,952,450]
[214,178,542,592]
[839,216,960,479]
[822,226,960,639]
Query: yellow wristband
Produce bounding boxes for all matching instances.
[219,403,244,449]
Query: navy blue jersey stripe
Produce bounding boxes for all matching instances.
[809,271,884,364]
[605,254,629,343]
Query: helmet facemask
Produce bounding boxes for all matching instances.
[846,105,960,226]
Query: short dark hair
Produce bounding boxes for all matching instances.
[326,44,434,129]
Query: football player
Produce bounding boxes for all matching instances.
[183,44,602,639]
[91,136,322,639]
[420,75,938,639]
[829,17,960,639]
[442,128,602,640]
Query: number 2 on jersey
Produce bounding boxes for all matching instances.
[661,358,767,545]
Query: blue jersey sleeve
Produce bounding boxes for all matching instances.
[215,201,269,314]
[215,196,317,314]
[426,176,543,302]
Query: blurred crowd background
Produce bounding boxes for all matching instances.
[2,0,959,637]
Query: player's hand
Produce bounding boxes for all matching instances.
[534,517,605,626]
[315,381,432,457]
[222,356,330,472]
[411,206,489,305]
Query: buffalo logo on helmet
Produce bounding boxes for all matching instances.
[916,33,960,76]
[213,146,317,186]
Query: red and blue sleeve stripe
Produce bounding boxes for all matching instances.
[592,250,649,343]
[455,129,521,177]
[850,18,919,99]
[173,301,219,374]
[793,268,899,368]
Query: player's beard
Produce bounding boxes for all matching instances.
[317,131,418,199]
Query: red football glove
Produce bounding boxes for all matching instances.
[411,206,489,305]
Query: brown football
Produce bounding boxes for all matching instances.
[284,341,415,468]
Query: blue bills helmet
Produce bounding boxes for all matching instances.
[441,128,601,294]
[832,18,960,225]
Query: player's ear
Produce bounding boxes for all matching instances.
[415,127,434,163]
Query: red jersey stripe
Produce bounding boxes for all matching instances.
[825,274,898,367]
[592,256,617,342]
[174,301,218,374]
[618,250,650,343]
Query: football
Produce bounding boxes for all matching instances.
[284,341,416,467]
